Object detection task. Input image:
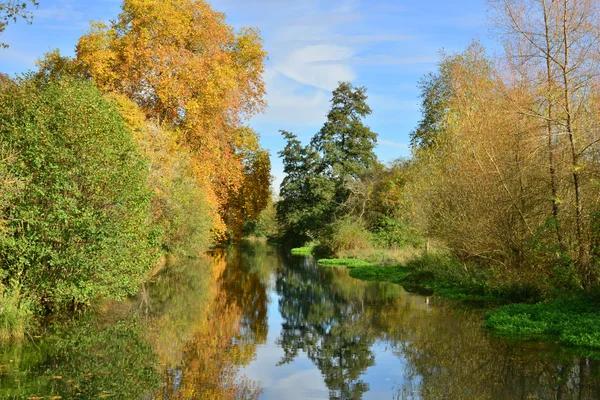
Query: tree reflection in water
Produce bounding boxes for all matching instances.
[270,247,600,400]
[0,243,600,399]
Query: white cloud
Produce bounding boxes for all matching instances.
[274,44,355,91]
[254,68,329,126]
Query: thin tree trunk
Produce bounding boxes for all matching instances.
[542,0,564,248]
[560,0,587,270]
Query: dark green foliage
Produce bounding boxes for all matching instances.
[277,130,335,243]
[277,82,379,246]
[311,82,377,181]
[0,77,157,311]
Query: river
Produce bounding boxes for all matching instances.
[0,241,598,399]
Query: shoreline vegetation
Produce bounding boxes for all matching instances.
[291,245,600,356]
[0,0,271,341]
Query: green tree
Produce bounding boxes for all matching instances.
[0,77,157,311]
[277,83,378,245]
[277,131,335,244]
[409,59,453,152]
[311,82,378,192]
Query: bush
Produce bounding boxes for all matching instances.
[485,297,600,349]
[107,95,215,257]
[371,216,424,248]
[322,216,372,253]
[0,77,158,311]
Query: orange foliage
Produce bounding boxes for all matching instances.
[76,0,269,239]
[157,253,262,399]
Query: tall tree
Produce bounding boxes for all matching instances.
[74,0,269,238]
[489,0,600,282]
[277,83,378,244]
[311,82,378,184]
[277,131,335,243]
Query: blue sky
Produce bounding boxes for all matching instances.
[0,0,493,189]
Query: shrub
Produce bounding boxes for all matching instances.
[0,77,158,310]
[107,95,215,257]
[371,216,424,248]
[322,216,372,253]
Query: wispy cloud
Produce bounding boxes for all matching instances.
[254,68,330,126]
[274,44,355,91]
[378,139,409,149]
[351,54,438,66]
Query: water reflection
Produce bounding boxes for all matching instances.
[276,255,408,399]
[0,242,600,399]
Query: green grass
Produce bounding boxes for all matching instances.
[317,258,375,268]
[484,296,600,350]
[290,246,314,255]
[318,252,544,305]
[0,281,33,341]
[349,264,412,283]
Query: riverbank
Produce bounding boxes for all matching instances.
[293,247,600,356]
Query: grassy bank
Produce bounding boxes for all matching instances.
[0,281,33,341]
[290,246,315,256]
[303,247,600,353]
[316,251,534,303]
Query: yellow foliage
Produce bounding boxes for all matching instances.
[76,0,269,240]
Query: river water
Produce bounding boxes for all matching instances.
[0,242,599,399]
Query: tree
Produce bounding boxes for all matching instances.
[311,82,378,189]
[488,0,600,284]
[0,0,38,48]
[74,0,269,239]
[277,131,335,244]
[277,82,379,245]
[410,56,454,152]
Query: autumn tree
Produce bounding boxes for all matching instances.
[407,42,554,278]
[488,0,600,285]
[74,0,270,239]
